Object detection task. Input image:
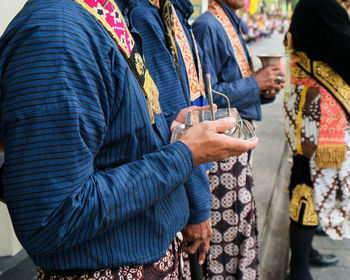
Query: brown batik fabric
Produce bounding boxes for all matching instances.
[284,83,321,158]
[36,238,181,280]
[204,153,259,280]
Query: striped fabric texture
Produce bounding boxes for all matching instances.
[128,0,211,225]
[0,0,193,271]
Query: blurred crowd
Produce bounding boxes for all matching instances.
[239,11,290,43]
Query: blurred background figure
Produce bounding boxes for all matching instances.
[341,0,350,13]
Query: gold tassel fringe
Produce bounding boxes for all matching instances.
[315,145,346,169]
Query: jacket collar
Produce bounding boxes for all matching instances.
[172,0,194,22]
[215,0,241,28]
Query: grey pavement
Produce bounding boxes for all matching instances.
[0,251,36,280]
[310,235,350,280]
[1,35,349,280]
[249,34,291,280]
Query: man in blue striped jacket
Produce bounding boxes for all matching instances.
[0,0,257,278]
[124,0,213,273]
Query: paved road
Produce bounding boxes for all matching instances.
[310,235,350,280]
[249,34,291,280]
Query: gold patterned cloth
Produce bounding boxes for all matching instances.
[288,155,319,227]
[290,184,319,226]
[74,0,161,123]
[149,0,206,103]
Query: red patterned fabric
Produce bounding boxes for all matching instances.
[171,6,205,102]
[36,239,181,280]
[291,63,347,168]
[148,0,205,103]
[77,0,134,56]
[208,1,252,79]
[74,0,161,123]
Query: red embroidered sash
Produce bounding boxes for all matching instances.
[291,54,348,168]
[171,7,205,102]
[149,0,205,102]
[208,1,252,78]
[74,0,161,123]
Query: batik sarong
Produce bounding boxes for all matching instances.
[204,153,259,280]
[36,238,181,280]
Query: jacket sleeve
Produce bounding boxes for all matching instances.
[193,16,261,111]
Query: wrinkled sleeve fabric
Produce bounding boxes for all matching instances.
[130,6,211,224]
[193,15,260,110]
[0,18,194,255]
[193,13,272,120]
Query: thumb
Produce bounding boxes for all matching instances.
[210,117,236,133]
[195,104,218,112]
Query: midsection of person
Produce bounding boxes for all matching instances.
[0,0,191,271]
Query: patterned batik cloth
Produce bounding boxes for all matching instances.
[284,83,321,159]
[310,120,350,239]
[36,238,181,280]
[284,83,350,239]
[205,153,259,280]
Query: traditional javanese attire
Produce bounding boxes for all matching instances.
[283,0,350,279]
[126,1,211,277]
[125,0,211,229]
[284,0,350,240]
[0,0,197,278]
[193,1,274,121]
[193,0,274,278]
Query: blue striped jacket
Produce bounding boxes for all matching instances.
[0,0,193,271]
[193,0,274,121]
[126,0,211,225]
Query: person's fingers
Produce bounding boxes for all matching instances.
[206,117,236,133]
[194,104,218,112]
[183,240,201,255]
[182,229,197,242]
[227,136,259,151]
[263,91,275,98]
[275,84,283,91]
[170,121,182,133]
[215,135,259,158]
[198,241,210,265]
[189,106,202,111]
[179,120,259,165]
